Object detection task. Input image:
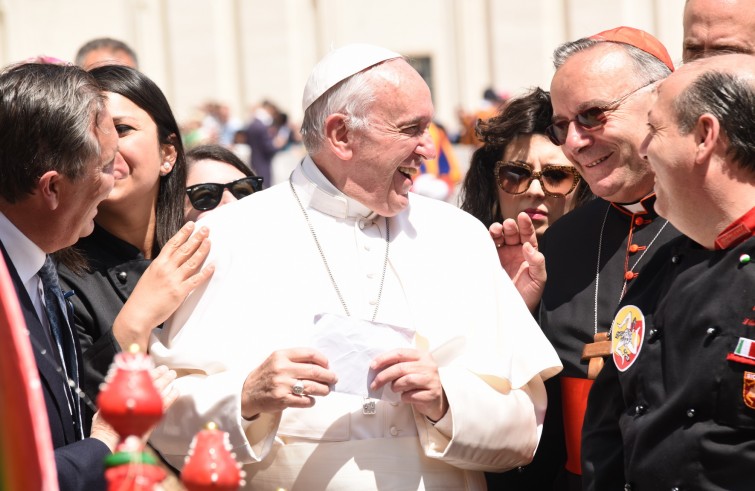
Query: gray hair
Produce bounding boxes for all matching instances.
[0,62,105,203]
[553,38,671,86]
[300,59,403,154]
[675,70,755,172]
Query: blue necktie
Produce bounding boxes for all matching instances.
[38,255,84,439]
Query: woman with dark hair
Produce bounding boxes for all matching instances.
[184,144,263,223]
[460,87,591,238]
[461,87,591,490]
[58,65,213,399]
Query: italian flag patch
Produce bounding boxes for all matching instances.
[734,337,755,360]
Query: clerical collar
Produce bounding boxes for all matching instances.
[611,193,656,216]
[299,156,378,221]
[715,206,755,250]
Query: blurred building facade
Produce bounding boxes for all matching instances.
[0,0,685,133]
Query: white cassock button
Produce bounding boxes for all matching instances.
[389,426,398,436]
[358,220,365,230]
[367,272,375,279]
[369,299,377,306]
[364,243,371,251]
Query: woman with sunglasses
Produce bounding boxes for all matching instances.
[57,65,213,400]
[184,144,263,223]
[460,87,591,490]
[460,87,592,239]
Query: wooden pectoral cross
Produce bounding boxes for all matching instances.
[581,332,612,380]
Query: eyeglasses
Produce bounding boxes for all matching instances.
[186,176,264,211]
[545,80,656,146]
[495,160,581,197]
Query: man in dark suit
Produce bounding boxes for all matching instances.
[245,100,284,187]
[0,62,120,490]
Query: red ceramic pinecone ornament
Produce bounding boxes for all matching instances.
[97,346,164,438]
[181,422,244,491]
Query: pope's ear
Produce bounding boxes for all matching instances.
[693,113,720,164]
[37,170,63,211]
[324,113,353,160]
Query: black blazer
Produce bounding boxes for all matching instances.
[0,241,109,490]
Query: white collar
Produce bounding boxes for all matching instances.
[296,155,379,221]
[616,201,647,214]
[613,193,656,215]
[0,211,46,287]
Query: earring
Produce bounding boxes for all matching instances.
[163,162,171,169]
[160,162,171,176]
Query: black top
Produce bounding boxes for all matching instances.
[582,235,755,491]
[540,196,680,378]
[488,196,680,489]
[58,224,151,401]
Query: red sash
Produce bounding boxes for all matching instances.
[560,376,594,475]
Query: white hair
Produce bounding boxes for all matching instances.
[300,59,403,154]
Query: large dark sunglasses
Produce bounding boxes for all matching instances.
[186,176,263,211]
[545,81,655,146]
[495,160,581,197]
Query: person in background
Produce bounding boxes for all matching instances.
[198,101,244,147]
[244,100,286,188]
[412,121,463,202]
[58,65,212,402]
[0,61,175,491]
[456,87,507,146]
[149,43,561,490]
[75,37,138,70]
[582,52,755,491]
[461,87,591,239]
[460,85,590,490]
[230,129,253,169]
[184,144,263,223]
[682,0,755,62]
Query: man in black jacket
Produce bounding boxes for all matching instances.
[0,62,120,490]
[582,53,755,490]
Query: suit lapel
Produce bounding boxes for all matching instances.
[0,241,77,444]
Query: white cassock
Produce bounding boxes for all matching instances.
[150,157,562,490]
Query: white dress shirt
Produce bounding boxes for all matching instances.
[0,212,48,328]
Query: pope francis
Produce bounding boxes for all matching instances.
[149,43,562,490]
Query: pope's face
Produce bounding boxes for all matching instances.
[343,60,436,217]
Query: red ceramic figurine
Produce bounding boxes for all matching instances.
[98,345,167,490]
[103,435,166,491]
[98,344,164,437]
[181,422,244,491]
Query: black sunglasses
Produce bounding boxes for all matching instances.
[186,176,263,211]
[545,80,655,146]
[495,160,581,197]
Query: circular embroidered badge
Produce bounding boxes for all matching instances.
[611,305,645,372]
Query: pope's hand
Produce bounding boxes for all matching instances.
[240,348,338,420]
[489,212,546,312]
[369,348,447,422]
